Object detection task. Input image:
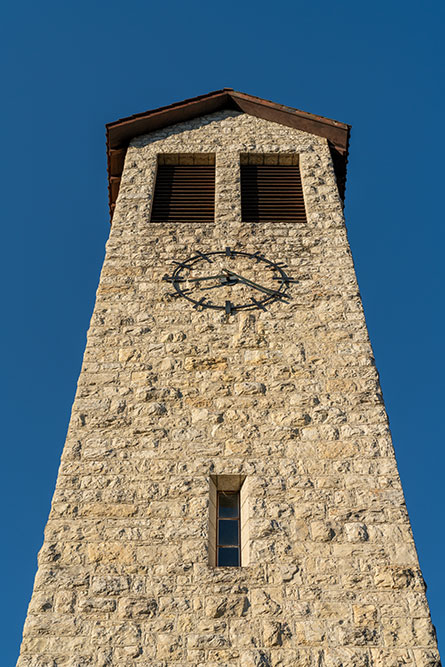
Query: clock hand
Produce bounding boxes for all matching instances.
[184,274,227,282]
[223,270,289,299]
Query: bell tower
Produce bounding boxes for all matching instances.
[18,89,441,666]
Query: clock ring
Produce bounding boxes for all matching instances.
[163,248,297,313]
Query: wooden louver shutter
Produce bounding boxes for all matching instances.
[151,165,215,222]
[241,164,307,223]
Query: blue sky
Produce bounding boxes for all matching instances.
[2,0,444,662]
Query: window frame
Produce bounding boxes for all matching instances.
[209,475,249,568]
[216,490,241,567]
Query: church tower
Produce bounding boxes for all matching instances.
[18,89,441,666]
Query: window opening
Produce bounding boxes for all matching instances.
[240,153,307,223]
[209,475,249,568]
[217,491,240,567]
[150,153,215,223]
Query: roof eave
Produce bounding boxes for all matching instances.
[106,89,351,220]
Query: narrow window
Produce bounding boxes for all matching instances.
[217,491,240,566]
[240,154,307,223]
[150,154,215,222]
[209,475,249,568]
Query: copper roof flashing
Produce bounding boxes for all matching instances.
[106,88,351,221]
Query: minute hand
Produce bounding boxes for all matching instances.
[223,270,289,299]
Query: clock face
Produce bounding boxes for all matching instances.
[163,248,297,313]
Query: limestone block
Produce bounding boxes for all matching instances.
[205,595,249,618]
[353,604,378,627]
[262,620,292,647]
[412,648,442,666]
[344,522,369,542]
[310,520,336,542]
[322,648,373,667]
[370,648,415,666]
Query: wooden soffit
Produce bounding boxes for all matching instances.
[106,88,351,220]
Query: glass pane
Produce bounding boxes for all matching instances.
[218,492,238,518]
[218,519,239,546]
[218,547,239,567]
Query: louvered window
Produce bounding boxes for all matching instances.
[151,154,215,222]
[240,154,307,223]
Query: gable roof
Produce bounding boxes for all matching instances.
[106,88,351,220]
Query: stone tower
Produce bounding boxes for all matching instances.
[18,89,441,667]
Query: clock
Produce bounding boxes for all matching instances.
[162,248,297,314]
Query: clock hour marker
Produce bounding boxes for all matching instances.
[196,250,213,263]
[172,260,193,270]
[225,301,234,314]
[273,276,298,283]
[250,297,267,311]
[163,273,185,283]
[193,297,207,310]
[168,288,191,298]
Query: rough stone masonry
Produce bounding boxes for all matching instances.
[18,109,441,666]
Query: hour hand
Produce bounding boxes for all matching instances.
[197,274,238,290]
[223,270,289,300]
[163,273,227,284]
[185,274,227,283]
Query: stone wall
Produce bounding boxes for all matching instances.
[18,111,441,666]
